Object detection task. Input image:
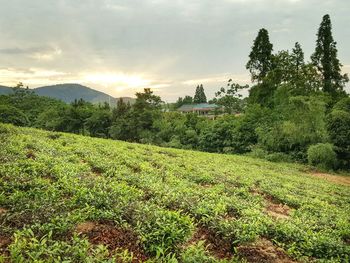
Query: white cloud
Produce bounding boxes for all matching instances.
[30,47,62,61]
[182,73,250,86]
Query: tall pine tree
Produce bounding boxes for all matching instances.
[311,14,348,96]
[291,42,305,72]
[193,84,207,103]
[246,28,273,82]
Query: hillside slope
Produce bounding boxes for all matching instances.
[0,124,349,262]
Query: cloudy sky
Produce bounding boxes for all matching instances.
[0,0,349,101]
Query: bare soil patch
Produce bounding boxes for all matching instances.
[199,183,213,188]
[265,201,290,220]
[0,235,11,259]
[308,172,350,187]
[238,238,296,263]
[264,194,291,220]
[0,208,7,215]
[186,226,233,259]
[75,221,148,262]
[76,221,96,233]
[26,150,36,160]
[91,166,103,176]
[250,188,291,220]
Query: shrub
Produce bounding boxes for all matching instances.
[307,143,337,170]
[333,97,350,112]
[135,207,194,256]
[0,105,28,126]
[0,123,17,135]
[180,241,217,263]
[327,109,350,169]
[247,147,268,159]
[265,152,292,163]
[8,229,112,262]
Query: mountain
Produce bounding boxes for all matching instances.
[34,84,117,105]
[0,83,136,105]
[0,85,13,95]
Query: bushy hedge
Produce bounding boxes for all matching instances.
[307,143,337,170]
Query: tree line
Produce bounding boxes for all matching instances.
[0,14,349,170]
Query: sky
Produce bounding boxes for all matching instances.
[0,0,349,102]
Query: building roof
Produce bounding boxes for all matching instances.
[177,103,220,112]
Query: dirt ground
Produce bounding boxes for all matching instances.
[75,221,148,262]
[237,238,296,263]
[185,225,234,259]
[308,172,350,186]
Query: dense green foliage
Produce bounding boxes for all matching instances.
[307,143,337,170]
[327,97,350,168]
[0,124,349,262]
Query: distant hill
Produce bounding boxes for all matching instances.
[34,84,117,105]
[0,85,13,95]
[0,83,135,106]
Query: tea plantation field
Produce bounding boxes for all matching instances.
[0,124,349,262]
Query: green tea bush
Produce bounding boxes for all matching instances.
[247,147,268,159]
[1,125,350,262]
[248,148,292,163]
[135,206,194,256]
[180,241,218,263]
[8,228,113,262]
[0,123,17,135]
[307,143,337,170]
[265,152,292,163]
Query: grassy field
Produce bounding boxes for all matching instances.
[0,124,349,262]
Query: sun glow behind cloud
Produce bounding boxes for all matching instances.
[0,68,167,97]
[83,73,152,91]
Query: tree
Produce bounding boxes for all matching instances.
[193,84,207,103]
[175,97,183,108]
[291,42,305,72]
[85,109,112,138]
[311,14,349,96]
[199,115,237,153]
[175,95,193,108]
[65,99,94,135]
[260,48,321,100]
[112,98,131,121]
[183,95,193,104]
[0,105,28,126]
[35,105,69,131]
[257,95,328,161]
[246,28,273,82]
[215,79,248,113]
[327,97,350,168]
[133,88,162,141]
